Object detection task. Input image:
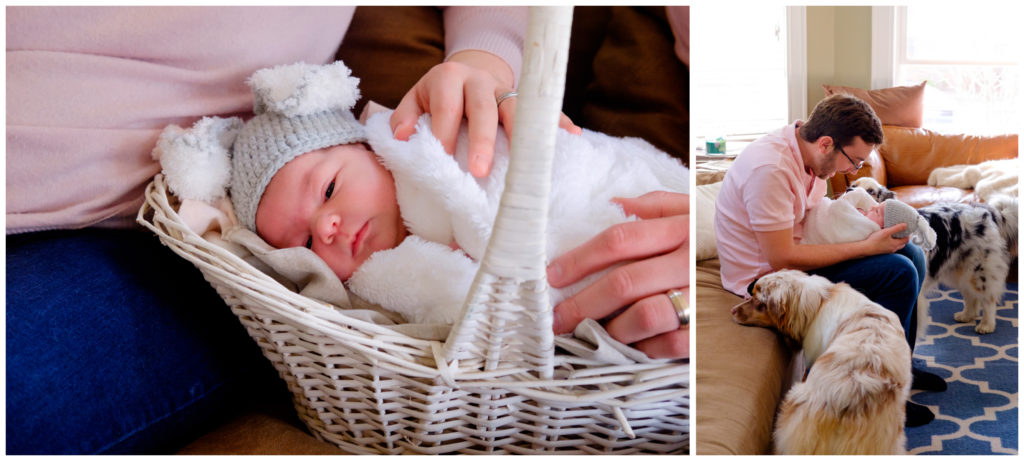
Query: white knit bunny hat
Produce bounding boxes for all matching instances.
[153,61,365,232]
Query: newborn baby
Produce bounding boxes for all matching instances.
[802,187,935,250]
[155,60,689,325]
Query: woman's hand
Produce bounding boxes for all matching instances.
[547,191,690,359]
[389,49,579,178]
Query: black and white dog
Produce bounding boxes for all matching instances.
[916,196,1018,334]
[848,179,1018,334]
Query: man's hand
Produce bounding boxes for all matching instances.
[389,50,579,178]
[547,191,690,359]
[865,223,910,253]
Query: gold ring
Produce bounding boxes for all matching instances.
[667,289,689,326]
[496,91,518,106]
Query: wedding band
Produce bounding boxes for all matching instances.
[496,91,518,106]
[667,289,689,326]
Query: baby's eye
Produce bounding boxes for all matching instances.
[325,181,335,200]
[305,237,313,249]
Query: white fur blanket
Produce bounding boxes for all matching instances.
[802,188,882,245]
[927,158,1019,201]
[347,110,689,325]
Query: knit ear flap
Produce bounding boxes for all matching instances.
[153,116,242,202]
[248,61,361,117]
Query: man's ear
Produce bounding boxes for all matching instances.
[817,135,834,153]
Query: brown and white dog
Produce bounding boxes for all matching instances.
[731,270,911,455]
[846,177,894,202]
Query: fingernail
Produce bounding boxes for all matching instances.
[547,262,562,284]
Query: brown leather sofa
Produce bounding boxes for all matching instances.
[828,125,1018,207]
[178,6,690,454]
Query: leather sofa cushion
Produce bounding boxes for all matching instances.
[881,126,1018,187]
[891,185,975,209]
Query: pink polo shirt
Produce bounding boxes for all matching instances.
[713,122,827,296]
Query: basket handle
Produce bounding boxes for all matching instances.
[443,6,574,379]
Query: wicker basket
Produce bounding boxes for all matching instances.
[137,7,687,454]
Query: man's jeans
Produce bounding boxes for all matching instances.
[808,242,927,348]
[7,229,285,454]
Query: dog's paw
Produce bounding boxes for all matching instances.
[975,321,996,334]
[954,311,976,323]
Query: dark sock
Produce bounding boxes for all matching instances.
[912,367,948,392]
[906,401,935,427]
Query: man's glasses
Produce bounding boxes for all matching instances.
[835,143,865,170]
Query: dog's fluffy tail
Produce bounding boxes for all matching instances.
[988,194,1019,258]
[910,213,937,251]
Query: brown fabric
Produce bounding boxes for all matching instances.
[178,411,347,455]
[823,82,926,128]
[335,6,446,117]
[696,259,796,455]
[567,6,690,164]
[830,125,1018,206]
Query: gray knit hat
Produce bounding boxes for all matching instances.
[229,61,367,232]
[883,199,919,238]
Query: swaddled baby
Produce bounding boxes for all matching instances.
[802,187,935,250]
[155,60,689,324]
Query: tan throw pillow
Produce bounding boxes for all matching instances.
[822,81,926,128]
[696,181,723,261]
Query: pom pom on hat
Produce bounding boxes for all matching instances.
[153,116,242,202]
[883,199,919,238]
[248,61,361,117]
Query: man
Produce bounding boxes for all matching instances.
[714,94,943,427]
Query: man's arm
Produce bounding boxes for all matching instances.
[756,223,910,272]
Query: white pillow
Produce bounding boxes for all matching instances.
[696,181,723,261]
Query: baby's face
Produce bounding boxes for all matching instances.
[256,143,407,281]
[863,202,885,227]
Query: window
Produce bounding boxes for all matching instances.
[691,5,794,156]
[893,6,1019,135]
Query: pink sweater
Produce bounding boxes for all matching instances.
[6,6,526,233]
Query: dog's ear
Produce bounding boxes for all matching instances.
[765,301,791,337]
[778,333,801,352]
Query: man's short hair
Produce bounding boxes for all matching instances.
[799,94,884,148]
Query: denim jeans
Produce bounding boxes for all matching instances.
[808,243,926,348]
[6,229,286,454]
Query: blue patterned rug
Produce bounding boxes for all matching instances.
[907,283,1018,455]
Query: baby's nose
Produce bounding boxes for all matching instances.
[314,213,341,244]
